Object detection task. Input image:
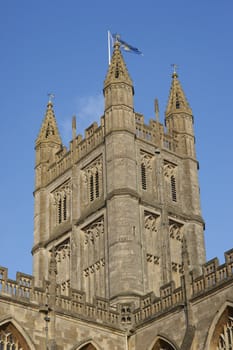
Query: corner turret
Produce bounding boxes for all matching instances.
[103,40,135,134]
[35,100,62,189]
[165,70,195,158]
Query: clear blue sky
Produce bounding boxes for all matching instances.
[1,0,232,278]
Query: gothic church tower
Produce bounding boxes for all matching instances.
[32,41,206,306]
[2,38,233,350]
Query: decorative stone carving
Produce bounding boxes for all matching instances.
[169,222,183,242]
[146,253,160,265]
[140,151,153,169]
[53,181,71,205]
[82,156,103,203]
[55,240,70,263]
[163,162,176,178]
[172,262,183,273]
[83,258,105,277]
[144,213,158,232]
[83,217,104,245]
[217,316,233,349]
[52,180,71,225]
[53,239,71,295]
[84,157,103,176]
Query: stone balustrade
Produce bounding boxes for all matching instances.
[1,250,233,328]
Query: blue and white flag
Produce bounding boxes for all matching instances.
[112,33,143,55]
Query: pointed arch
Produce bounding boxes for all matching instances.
[0,317,36,350]
[71,339,101,350]
[205,301,233,350]
[149,335,179,350]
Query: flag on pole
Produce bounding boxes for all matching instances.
[112,33,143,55]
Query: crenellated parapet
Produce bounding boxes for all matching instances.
[44,120,105,185]
[192,248,233,296]
[1,249,233,329]
[135,113,179,153]
[44,112,181,187]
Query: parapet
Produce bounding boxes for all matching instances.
[1,249,233,329]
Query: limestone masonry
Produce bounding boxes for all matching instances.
[0,40,232,349]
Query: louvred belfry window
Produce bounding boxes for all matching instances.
[164,161,178,203]
[141,163,147,190]
[53,181,71,226]
[140,151,153,192]
[171,175,177,202]
[82,156,103,204]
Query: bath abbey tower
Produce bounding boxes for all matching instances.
[0,41,233,349]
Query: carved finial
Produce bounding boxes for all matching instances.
[49,246,57,276]
[72,115,76,140]
[114,33,121,42]
[171,64,178,78]
[48,93,55,104]
[154,98,160,123]
[182,236,190,268]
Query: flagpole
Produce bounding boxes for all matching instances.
[108,30,111,65]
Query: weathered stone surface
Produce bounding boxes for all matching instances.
[0,41,232,349]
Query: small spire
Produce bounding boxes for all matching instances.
[104,38,133,89]
[154,98,160,122]
[36,96,62,146]
[48,92,55,104]
[166,67,192,117]
[171,63,179,78]
[72,115,76,140]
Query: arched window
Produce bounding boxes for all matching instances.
[171,175,177,202]
[58,197,62,223]
[89,170,100,202]
[80,343,97,350]
[90,175,94,202]
[53,181,71,226]
[175,93,180,109]
[0,322,30,350]
[95,171,99,198]
[152,338,176,350]
[115,63,119,78]
[140,151,153,192]
[209,307,233,350]
[141,163,147,190]
[63,194,67,221]
[217,316,233,349]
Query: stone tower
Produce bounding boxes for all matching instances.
[32,41,205,305]
[1,39,233,350]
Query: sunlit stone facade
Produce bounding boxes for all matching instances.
[0,41,232,350]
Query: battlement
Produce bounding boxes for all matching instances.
[45,112,178,185]
[1,249,233,329]
[192,248,233,296]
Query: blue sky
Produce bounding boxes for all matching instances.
[0,0,232,278]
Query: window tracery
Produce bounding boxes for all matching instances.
[144,211,160,295]
[140,151,153,192]
[0,323,29,350]
[54,239,71,295]
[217,316,233,350]
[169,222,183,242]
[152,338,175,350]
[82,157,103,204]
[79,344,97,350]
[164,162,177,202]
[52,181,71,225]
[169,220,184,287]
[81,216,105,301]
